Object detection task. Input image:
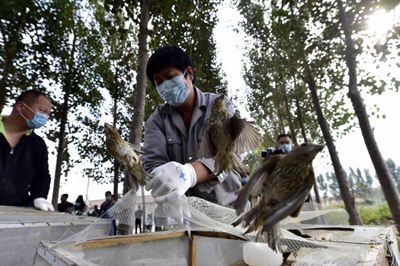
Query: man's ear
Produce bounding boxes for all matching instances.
[187,66,194,81]
[15,102,24,112]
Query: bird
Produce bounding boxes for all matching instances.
[104,123,150,190]
[197,94,260,177]
[232,142,324,251]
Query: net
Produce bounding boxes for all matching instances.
[50,189,391,265]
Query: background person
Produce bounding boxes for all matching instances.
[135,205,143,234]
[58,193,74,212]
[0,90,53,211]
[277,133,292,154]
[99,191,116,235]
[89,205,100,217]
[72,195,88,215]
[261,133,293,159]
[145,213,153,232]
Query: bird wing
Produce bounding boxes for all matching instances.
[127,142,143,154]
[232,118,260,154]
[233,156,282,215]
[290,167,315,217]
[260,167,316,231]
[197,122,216,158]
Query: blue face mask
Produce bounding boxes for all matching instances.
[21,103,49,129]
[106,196,111,201]
[156,71,189,107]
[280,143,292,153]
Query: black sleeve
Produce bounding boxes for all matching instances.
[28,138,51,200]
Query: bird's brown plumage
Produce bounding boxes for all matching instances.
[232,142,324,251]
[197,94,260,177]
[104,123,150,190]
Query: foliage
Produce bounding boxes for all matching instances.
[326,202,393,226]
[317,158,400,205]
[80,0,140,184]
[243,151,263,174]
[234,0,358,149]
[326,171,341,200]
[386,158,400,190]
[317,173,328,199]
[358,203,393,225]
[0,0,46,110]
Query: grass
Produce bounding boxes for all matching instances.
[326,202,399,251]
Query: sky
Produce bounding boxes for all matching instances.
[5,2,399,204]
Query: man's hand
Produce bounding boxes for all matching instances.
[33,197,54,211]
[146,161,197,204]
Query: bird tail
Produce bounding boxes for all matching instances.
[129,165,151,187]
[232,202,266,233]
[141,166,151,185]
[261,224,280,252]
[231,153,250,177]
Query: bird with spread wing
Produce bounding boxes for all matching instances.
[232,142,324,251]
[197,94,260,177]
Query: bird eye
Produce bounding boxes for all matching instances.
[300,143,307,147]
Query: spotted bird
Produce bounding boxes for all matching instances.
[232,142,324,251]
[197,94,260,177]
[104,123,150,190]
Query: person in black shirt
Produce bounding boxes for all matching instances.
[99,191,116,235]
[0,90,53,210]
[58,193,74,212]
[135,205,143,234]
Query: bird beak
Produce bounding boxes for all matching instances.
[314,144,324,152]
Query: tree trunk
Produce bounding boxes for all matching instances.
[113,161,119,198]
[111,75,120,198]
[338,0,400,231]
[281,82,297,146]
[313,181,322,204]
[51,90,70,208]
[119,0,151,236]
[51,22,77,209]
[305,66,363,225]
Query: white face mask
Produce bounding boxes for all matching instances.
[279,143,292,153]
[156,70,189,106]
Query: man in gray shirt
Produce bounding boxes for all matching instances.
[143,45,245,208]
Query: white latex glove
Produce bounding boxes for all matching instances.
[146,161,197,204]
[33,197,54,211]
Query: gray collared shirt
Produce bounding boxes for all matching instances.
[142,87,243,208]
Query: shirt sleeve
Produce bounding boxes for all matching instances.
[142,110,169,173]
[28,138,51,200]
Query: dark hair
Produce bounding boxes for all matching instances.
[14,90,50,107]
[277,133,291,141]
[105,191,112,195]
[61,193,69,198]
[75,195,86,210]
[76,195,84,203]
[146,45,196,86]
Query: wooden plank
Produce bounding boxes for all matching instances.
[79,230,245,250]
[190,235,198,266]
[80,231,188,249]
[193,231,246,241]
